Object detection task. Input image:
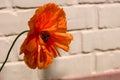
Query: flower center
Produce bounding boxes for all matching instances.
[41,31,50,43]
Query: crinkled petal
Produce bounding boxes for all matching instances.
[20,34,37,55]
[38,46,53,69]
[53,32,73,45]
[20,34,38,69]
[28,6,43,30]
[53,41,69,51]
[46,44,61,57]
[49,32,73,51]
[24,51,37,69]
[28,3,66,33]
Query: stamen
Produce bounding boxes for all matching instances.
[41,31,50,43]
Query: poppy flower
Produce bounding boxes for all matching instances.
[20,3,73,69]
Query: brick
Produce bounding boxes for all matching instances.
[42,0,78,5]
[0,0,14,8]
[81,28,120,52]
[58,48,70,56]
[65,0,78,5]
[68,31,82,54]
[64,5,97,30]
[0,36,18,63]
[0,37,10,63]
[0,10,20,35]
[78,0,107,3]
[13,0,78,7]
[16,9,35,32]
[0,34,27,63]
[0,62,39,80]
[38,54,95,79]
[98,4,120,28]
[112,50,120,69]
[81,30,94,52]
[114,0,120,2]
[13,0,44,7]
[81,30,101,52]
[0,0,6,8]
[95,52,114,72]
[99,29,120,50]
[5,0,13,8]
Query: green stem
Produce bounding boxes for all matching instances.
[0,30,29,72]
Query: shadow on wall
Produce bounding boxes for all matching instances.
[37,58,66,80]
[37,69,120,80]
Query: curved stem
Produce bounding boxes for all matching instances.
[0,30,29,72]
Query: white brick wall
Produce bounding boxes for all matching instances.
[0,10,19,35]
[114,0,120,2]
[95,52,113,72]
[1,0,120,80]
[98,4,120,28]
[112,50,120,69]
[81,28,120,52]
[64,5,98,30]
[78,0,107,3]
[13,0,78,7]
[0,54,95,80]
[0,62,39,80]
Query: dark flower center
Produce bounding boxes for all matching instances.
[40,31,50,43]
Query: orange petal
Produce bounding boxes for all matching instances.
[20,35,38,69]
[28,3,66,33]
[52,32,73,45]
[50,32,73,51]
[28,6,43,30]
[20,34,37,55]
[37,46,53,69]
[46,44,61,57]
[43,4,66,32]
[53,41,69,51]
[50,45,61,57]
[42,23,57,32]
[24,51,37,69]
[57,16,66,33]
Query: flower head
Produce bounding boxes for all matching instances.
[20,3,73,69]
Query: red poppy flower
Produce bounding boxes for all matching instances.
[20,3,73,69]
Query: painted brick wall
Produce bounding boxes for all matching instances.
[0,0,120,80]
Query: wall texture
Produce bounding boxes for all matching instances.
[0,0,120,80]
